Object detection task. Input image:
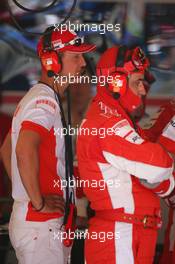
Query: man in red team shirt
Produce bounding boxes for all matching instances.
[0,26,95,264]
[77,46,175,264]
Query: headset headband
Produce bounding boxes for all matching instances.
[116,46,128,68]
[43,27,55,51]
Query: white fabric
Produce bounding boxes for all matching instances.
[115,222,134,264]
[98,162,134,214]
[9,203,71,264]
[103,151,173,185]
[11,83,65,202]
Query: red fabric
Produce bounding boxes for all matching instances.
[85,216,158,264]
[21,120,49,140]
[159,136,175,154]
[26,202,63,222]
[21,121,64,221]
[77,89,174,262]
[37,28,96,55]
[151,179,173,197]
[77,91,173,211]
[132,224,158,264]
[96,46,149,75]
[96,46,148,115]
[77,90,172,208]
[144,99,175,143]
[143,100,175,263]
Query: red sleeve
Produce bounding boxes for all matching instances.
[143,100,175,143]
[21,120,49,140]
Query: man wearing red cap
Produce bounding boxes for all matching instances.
[0,26,95,264]
[76,46,175,263]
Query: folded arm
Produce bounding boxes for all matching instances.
[99,118,174,197]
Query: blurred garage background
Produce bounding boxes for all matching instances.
[0,0,174,263]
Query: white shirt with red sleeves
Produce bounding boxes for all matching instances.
[11,83,65,221]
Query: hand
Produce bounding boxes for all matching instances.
[40,194,65,214]
[164,188,175,208]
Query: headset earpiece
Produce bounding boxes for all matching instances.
[97,46,131,99]
[39,28,62,77]
[40,50,61,77]
[108,72,127,99]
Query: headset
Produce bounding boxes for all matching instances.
[108,46,129,99]
[39,27,62,77]
[105,46,149,99]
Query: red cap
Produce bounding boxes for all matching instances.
[37,28,96,55]
[96,46,150,77]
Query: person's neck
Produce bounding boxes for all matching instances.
[53,81,69,96]
[39,78,53,89]
[39,75,68,96]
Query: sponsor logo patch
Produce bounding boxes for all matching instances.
[99,101,120,118]
[125,131,144,144]
[36,99,56,114]
[111,119,132,137]
[111,119,144,144]
[52,39,63,49]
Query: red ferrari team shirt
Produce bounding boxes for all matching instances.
[77,93,174,216]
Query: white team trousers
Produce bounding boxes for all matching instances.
[9,202,71,264]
